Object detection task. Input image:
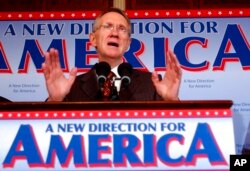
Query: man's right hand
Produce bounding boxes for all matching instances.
[42,48,77,101]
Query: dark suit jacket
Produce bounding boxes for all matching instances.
[64,67,163,101]
[0,96,11,102]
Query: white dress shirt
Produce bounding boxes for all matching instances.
[111,66,121,92]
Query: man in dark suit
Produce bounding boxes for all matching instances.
[63,66,162,101]
[42,8,182,102]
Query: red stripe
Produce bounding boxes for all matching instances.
[0,109,232,120]
[0,9,249,20]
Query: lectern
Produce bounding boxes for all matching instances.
[0,100,235,170]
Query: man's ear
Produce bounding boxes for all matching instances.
[89,33,97,47]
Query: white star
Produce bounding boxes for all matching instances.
[166,12,170,16]
[155,12,159,16]
[71,13,75,17]
[8,14,12,18]
[40,14,44,18]
[50,14,54,17]
[197,11,201,15]
[18,14,22,18]
[176,12,180,16]
[229,11,233,15]
[134,12,138,16]
[218,11,222,15]
[82,13,86,17]
[187,11,191,16]
[145,12,149,16]
[239,11,243,15]
[61,13,65,17]
[208,11,212,15]
[29,14,33,18]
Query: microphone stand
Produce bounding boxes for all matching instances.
[110,79,119,101]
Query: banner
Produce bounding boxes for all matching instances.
[0,107,234,170]
[0,9,249,154]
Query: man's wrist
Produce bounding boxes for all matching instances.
[163,96,180,101]
[46,96,64,102]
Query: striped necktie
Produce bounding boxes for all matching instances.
[102,71,115,100]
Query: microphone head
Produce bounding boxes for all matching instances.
[95,62,111,86]
[118,63,132,87]
[95,62,111,76]
[118,62,132,77]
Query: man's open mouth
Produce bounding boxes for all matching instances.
[107,42,119,47]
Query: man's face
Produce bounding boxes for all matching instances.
[90,12,131,61]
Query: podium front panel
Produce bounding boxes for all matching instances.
[0,101,235,171]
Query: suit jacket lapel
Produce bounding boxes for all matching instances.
[119,69,140,100]
[79,69,100,100]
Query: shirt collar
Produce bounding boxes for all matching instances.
[111,65,120,78]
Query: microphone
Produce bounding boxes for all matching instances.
[95,62,111,87]
[118,62,132,87]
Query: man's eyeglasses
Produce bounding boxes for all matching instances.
[96,23,129,34]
